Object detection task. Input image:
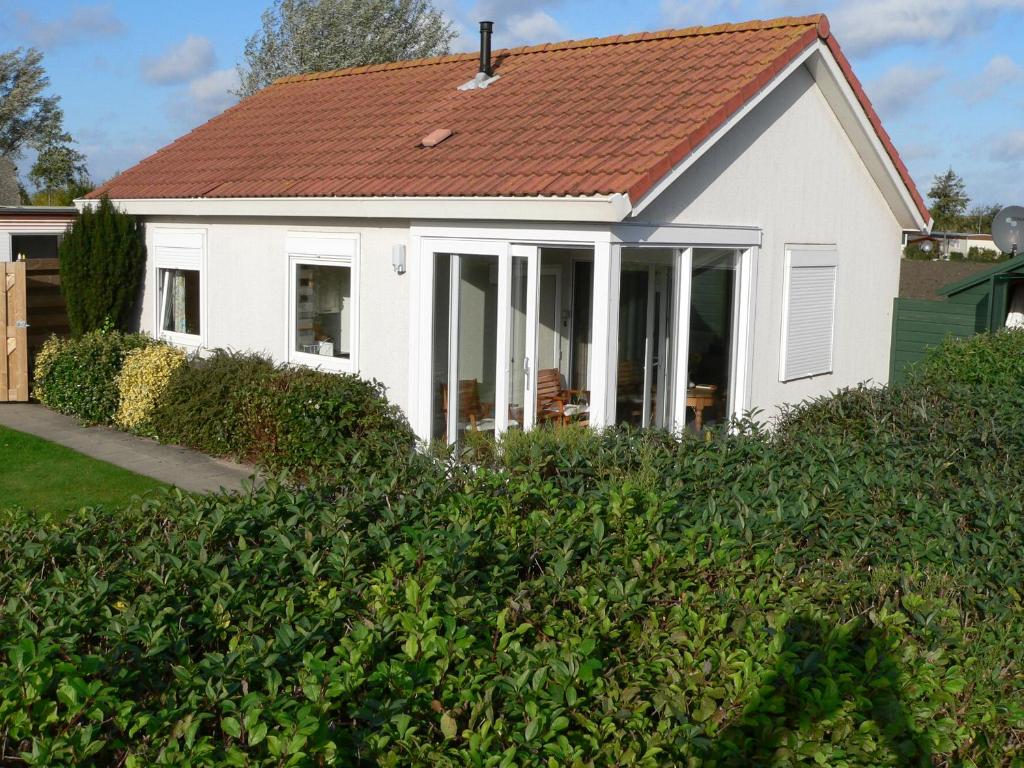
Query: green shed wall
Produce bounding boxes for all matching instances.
[890,298,978,384]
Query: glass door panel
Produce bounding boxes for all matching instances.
[430,254,451,442]
[651,265,674,429]
[455,254,500,440]
[507,255,529,432]
[617,249,676,429]
[616,269,649,426]
[686,248,738,431]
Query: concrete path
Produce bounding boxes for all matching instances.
[0,404,258,494]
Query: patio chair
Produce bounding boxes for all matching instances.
[441,379,495,440]
[537,368,589,427]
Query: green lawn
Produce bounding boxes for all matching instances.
[0,425,166,517]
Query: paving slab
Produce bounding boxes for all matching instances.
[0,404,258,494]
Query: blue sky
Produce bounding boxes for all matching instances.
[1,0,1021,209]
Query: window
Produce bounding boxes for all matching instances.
[287,233,358,372]
[159,268,200,335]
[780,245,837,381]
[11,234,61,260]
[153,229,205,345]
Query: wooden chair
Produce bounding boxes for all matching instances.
[616,359,645,423]
[537,368,589,427]
[441,379,495,440]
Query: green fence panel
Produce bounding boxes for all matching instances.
[890,298,977,384]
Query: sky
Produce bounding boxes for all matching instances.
[0,0,1021,210]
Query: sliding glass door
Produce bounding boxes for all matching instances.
[429,242,539,445]
[616,248,675,429]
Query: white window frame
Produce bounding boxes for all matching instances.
[286,232,360,374]
[153,228,206,349]
[779,244,839,382]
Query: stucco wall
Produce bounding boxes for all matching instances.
[139,217,413,412]
[640,64,903,417]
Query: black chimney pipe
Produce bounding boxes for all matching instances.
[479,21,493,76]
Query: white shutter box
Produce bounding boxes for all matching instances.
[781,247,837,381]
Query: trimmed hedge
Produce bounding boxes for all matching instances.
[3,331,1024,765]
[33,340,413,475]
[115,344,187,431]
[149,350,414,473]
[33,330,153,424]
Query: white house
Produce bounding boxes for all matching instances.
[82,14,931,444]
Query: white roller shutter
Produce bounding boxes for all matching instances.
[780,246,837,381]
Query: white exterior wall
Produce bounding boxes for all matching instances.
[139,217,413,412]
[640,65,903,417]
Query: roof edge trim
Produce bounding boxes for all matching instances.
[938,252,1024,296]
[75,194,634,223]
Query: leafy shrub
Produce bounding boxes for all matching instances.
[261,367,414,473]
[149,350,413,473]
[4,331,1024,765]
[32,329,153,424]
[114,344,187,432]
[913,327,1024,390]
[59,196,146,335]
[903,242,933,260]
[949,250,966,261]
[968,245,1008,262]
[149,350,278,458]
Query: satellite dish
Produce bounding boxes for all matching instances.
[992,205,1024,255]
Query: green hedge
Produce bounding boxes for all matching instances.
[33,340,413,475]
[149,350,414,473]
[32,330,154,424]
[4,331,1024,765]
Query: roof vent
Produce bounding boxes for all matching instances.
[458,21,500,91]
[420,128,453,147]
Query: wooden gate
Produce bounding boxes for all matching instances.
[1,261,29,402]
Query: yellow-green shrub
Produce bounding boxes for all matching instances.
[31,335,67,390]
[115,344,186,431]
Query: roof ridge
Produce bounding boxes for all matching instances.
[271,13,828,86]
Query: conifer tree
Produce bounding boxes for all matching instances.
[59,196,146,335]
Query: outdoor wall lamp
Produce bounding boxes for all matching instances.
[392,244,407,275]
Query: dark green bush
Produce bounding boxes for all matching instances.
[5,331,1024,765]
[150,350,414,473]
[149,350,278,458]
[261,366,413,473]
[967,245,1007,262]
[902,242,933,260]
[32,329,153,424]
[59,196,146,335]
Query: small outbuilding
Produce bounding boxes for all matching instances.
[0,206,77,262]
[891,254,1024,382]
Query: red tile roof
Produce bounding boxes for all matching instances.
[89,14,929,222]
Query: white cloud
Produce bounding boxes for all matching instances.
[462,0,566,47]
[142,35,217,85]
[990,130,1024,163]
[14,2,125,49]
[504,10,565,45]
[831,0,1024,55]
[660,0,742,26]
[960,55,1024,104]
[866,64,945,117]
[186,68,240,119]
